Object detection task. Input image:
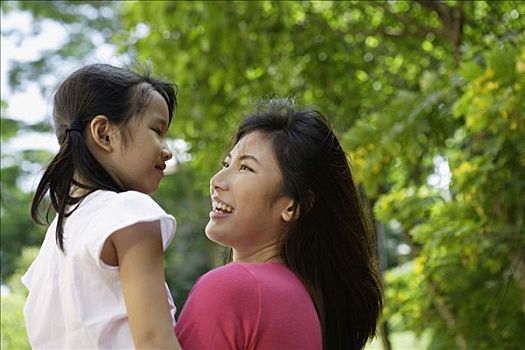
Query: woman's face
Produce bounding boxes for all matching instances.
[205,131,294,260]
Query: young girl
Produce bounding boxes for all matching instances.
[175,98,383,350]
[22,64,181,349]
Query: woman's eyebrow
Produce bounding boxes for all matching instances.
[239,154,260,164]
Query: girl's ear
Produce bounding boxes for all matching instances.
[89,115,113,152]
[281,199,297,222]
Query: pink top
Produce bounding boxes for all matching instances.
[175,262,322,350]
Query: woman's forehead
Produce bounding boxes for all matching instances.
[232,131,272,155]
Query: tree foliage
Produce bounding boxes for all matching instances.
[1,1,524,348]
[0,100,50,277]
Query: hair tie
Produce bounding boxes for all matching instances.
[66,119,84,135]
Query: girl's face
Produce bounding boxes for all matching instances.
[205,131,295,260]
[107,91,172,194]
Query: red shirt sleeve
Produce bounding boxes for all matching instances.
[175,264,261,350]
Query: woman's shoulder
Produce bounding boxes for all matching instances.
[197,262,290,283]
[238,262,304,286]
[233,262,317,315]
[195,262,304,297]
[188,263,277,306]
[181,263,262,319]
[176,264,266,347]
[178,262,321,348]
[194,263,259,291]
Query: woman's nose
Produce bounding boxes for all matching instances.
[210,169,228,193]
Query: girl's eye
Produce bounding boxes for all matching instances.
[222,160,230,168]
[152,128,162,135]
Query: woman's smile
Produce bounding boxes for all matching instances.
[209,197,235,219]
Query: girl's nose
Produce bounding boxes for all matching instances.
[162,144,173,161]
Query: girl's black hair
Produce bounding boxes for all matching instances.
[233,98,383,350]
[31,63,177,251]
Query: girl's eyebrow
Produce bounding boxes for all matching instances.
[152,115,168,127]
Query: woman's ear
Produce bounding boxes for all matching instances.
[281,191,315,222]
[281,199,297,222]
[89,115,113,152]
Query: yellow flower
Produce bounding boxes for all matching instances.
[517,60,525,73]
[414,256,425,274]
[485,81,499,91]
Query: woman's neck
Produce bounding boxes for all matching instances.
[232,242,282,263]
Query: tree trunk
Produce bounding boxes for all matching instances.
[416,0,465,62]
[375,222,392,350]
[427,280,467,350]
[379,320,392,350]
[511,254,525,315]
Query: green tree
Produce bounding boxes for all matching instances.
[2,1,524,348]
[118,3,525,347]
[0,247,37,350]
[1,100,50,278]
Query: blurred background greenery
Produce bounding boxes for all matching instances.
[1,1,524,349]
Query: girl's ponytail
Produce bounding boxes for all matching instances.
[31,130,77,251]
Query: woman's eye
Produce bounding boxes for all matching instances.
[222,161,230,168]
[240,164,253,172]
[152,128,162,135]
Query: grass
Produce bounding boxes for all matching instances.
[365,330,431,350]
[0,295,31,350]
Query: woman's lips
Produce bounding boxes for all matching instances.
[209,210,233,219]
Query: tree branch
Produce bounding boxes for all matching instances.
[415,0,465,62]
[511,254,525,315]
[416,0,451,24]
[427,279,468,350]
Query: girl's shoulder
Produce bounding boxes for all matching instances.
[91,189,155,202]
[86,190,164,213]
[78,190,176,258]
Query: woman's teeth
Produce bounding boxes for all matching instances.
[214,201,234,213]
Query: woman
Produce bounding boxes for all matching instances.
[175,98,383,350]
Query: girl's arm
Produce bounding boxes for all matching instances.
[110,221,181,349]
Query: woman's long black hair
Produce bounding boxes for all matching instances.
[233,98,383,350]
[31,63,177,251]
